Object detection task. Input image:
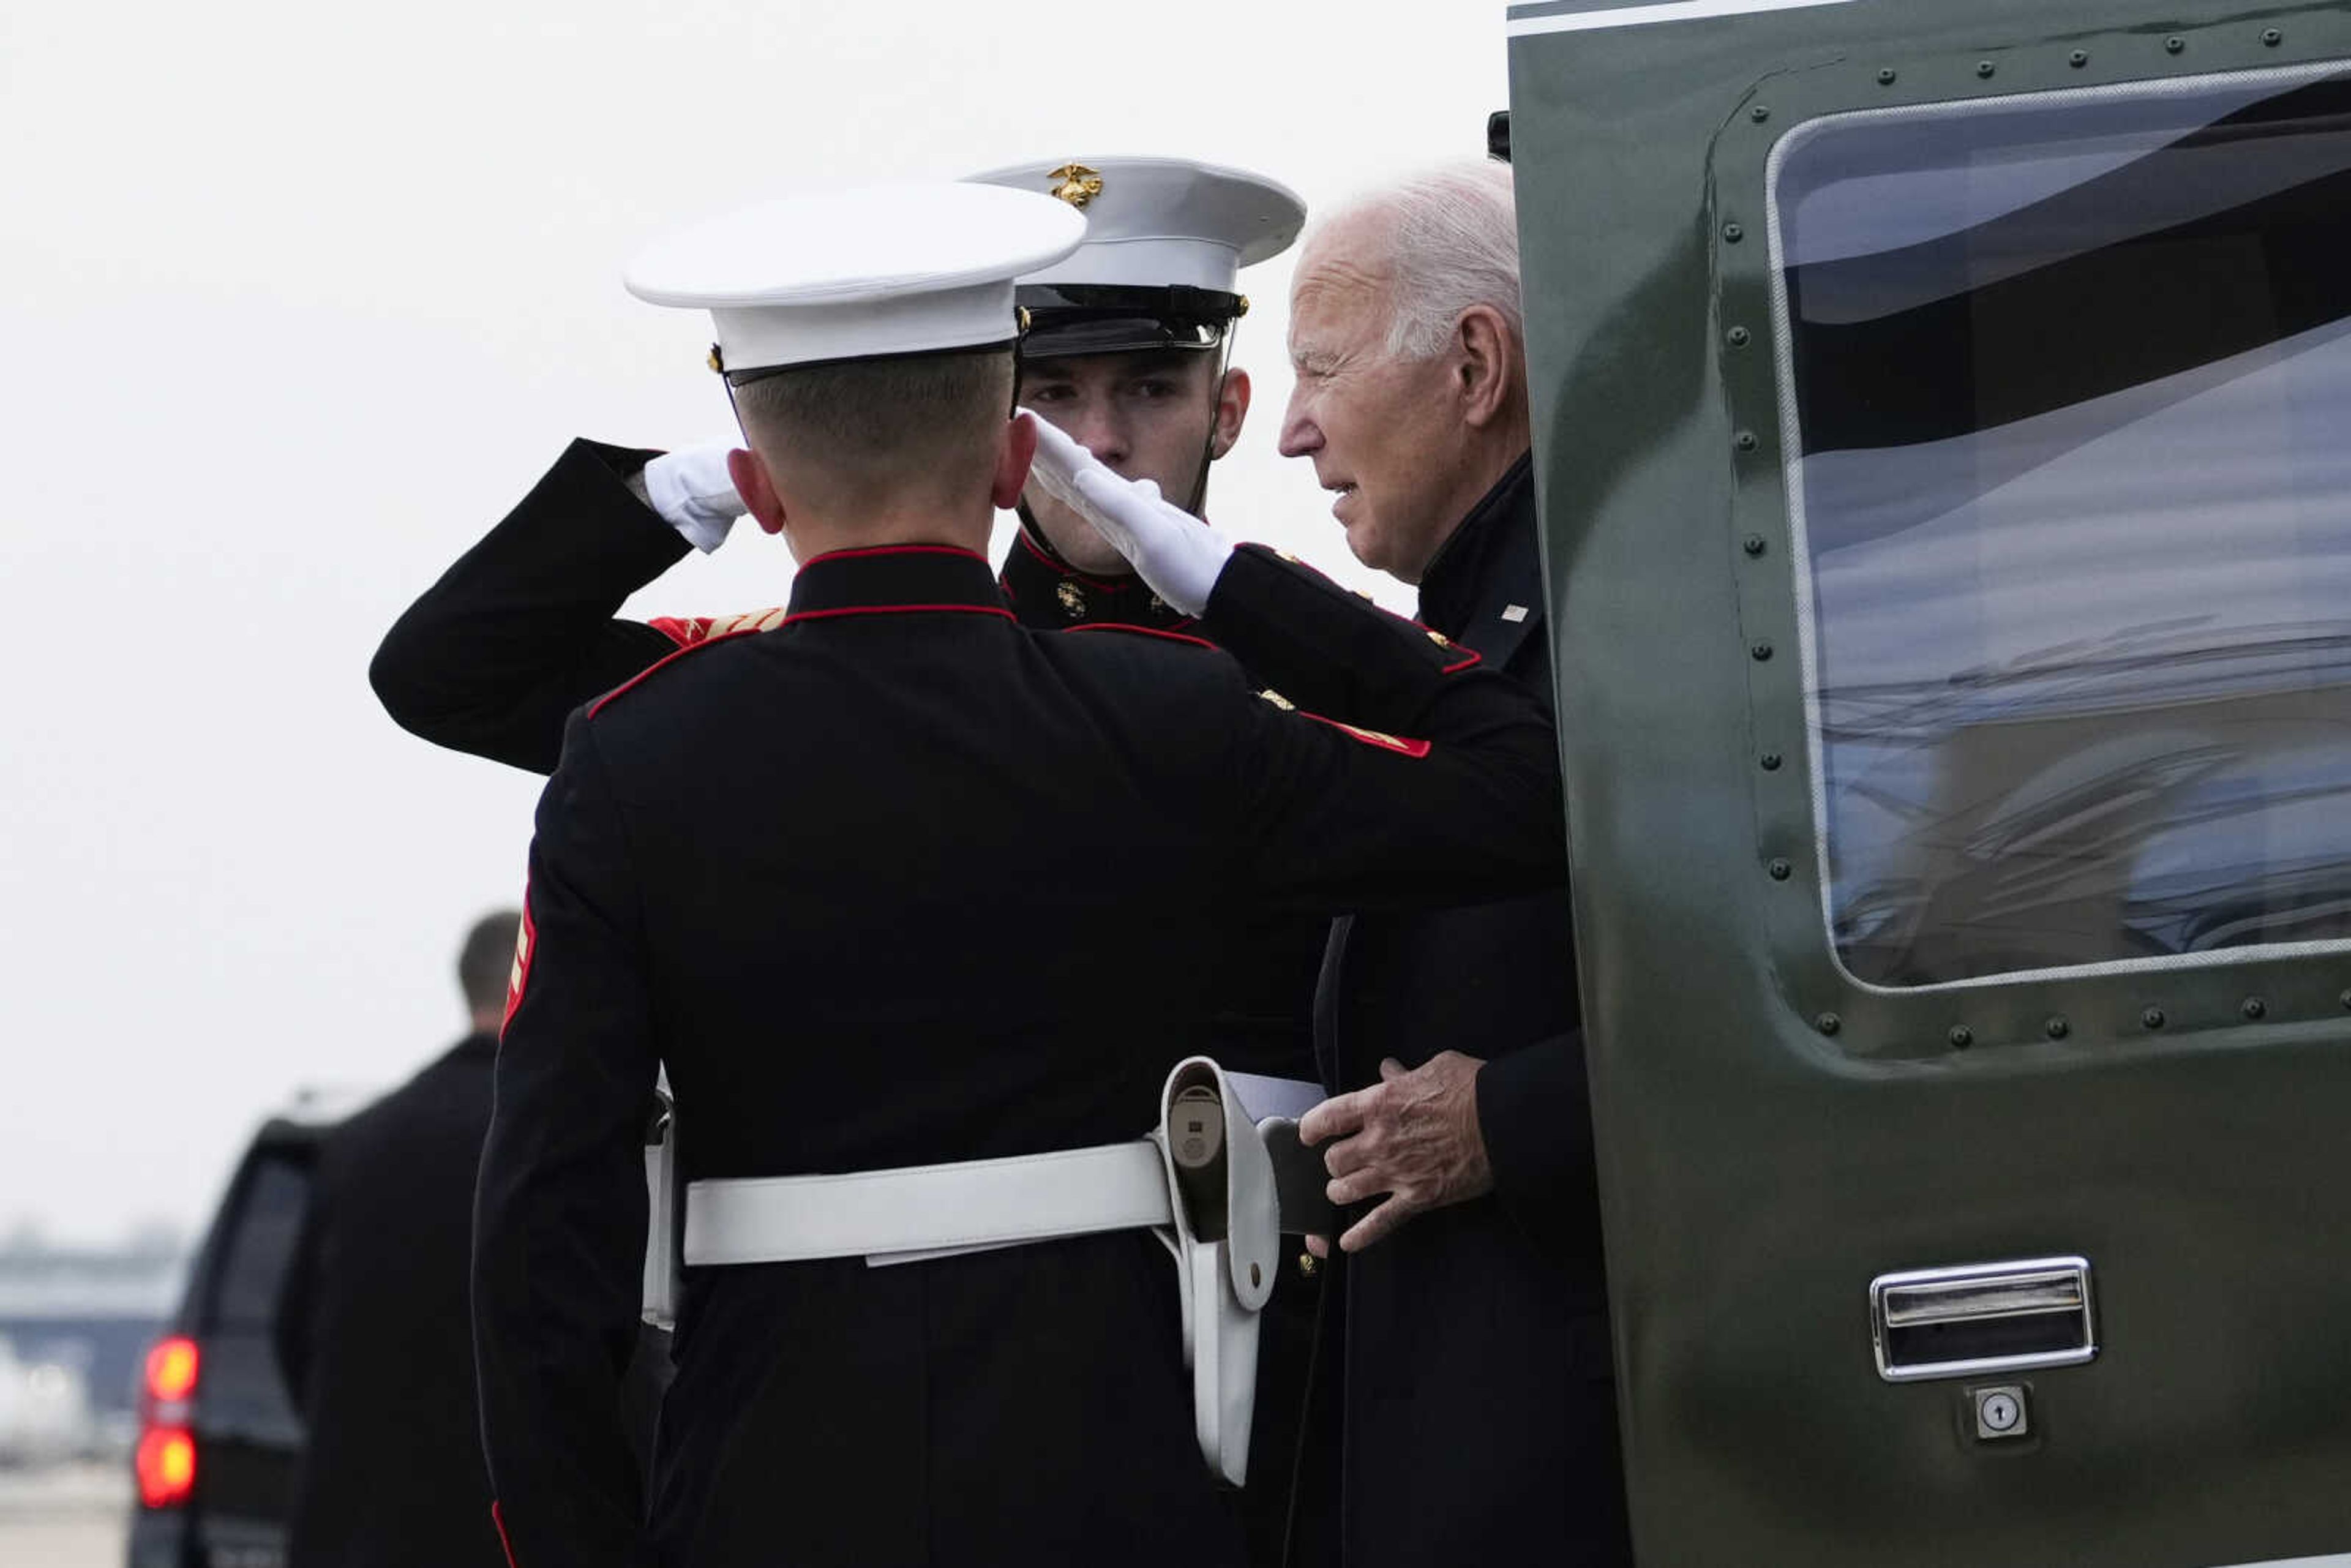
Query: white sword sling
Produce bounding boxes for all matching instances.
[641,1056,1321,1487]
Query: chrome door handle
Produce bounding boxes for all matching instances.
[1870,1257,2096,1382]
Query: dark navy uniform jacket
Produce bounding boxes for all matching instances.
[468,519,1562,1566]
[372,441,1329,1081]
[1298,455,1630,1568]
[372,441,1331,1565]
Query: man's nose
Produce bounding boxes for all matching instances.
[1278,391,1321,460]
[1066,405,1129,467]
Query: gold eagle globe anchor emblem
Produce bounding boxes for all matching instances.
[1048,163,1104,209]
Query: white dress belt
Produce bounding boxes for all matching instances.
[682,1141,1173,1267]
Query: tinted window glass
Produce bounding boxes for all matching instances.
[1771,66,2351,988]
[209,1153,309,1332]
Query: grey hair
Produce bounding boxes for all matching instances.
[1321,160,1523,361]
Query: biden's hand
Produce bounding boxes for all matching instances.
[1299,1053,1494,1253]
[1018,408,1232,615]
[642,444,747,553]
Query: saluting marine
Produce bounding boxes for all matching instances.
[371,157,1331,1560]
[370,156,1315,1074]
[468,180,1569,1565]
[969,157,1297,640]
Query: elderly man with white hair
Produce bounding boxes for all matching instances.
[1283,160,1632,1567]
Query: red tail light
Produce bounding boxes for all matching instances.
[136,1335,202,1509]
[145,1336,200,1404]
[135,1425,197,1508]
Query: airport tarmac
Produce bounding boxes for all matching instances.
[0,1461,129,1568]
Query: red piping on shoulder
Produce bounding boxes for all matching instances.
[645,615,710,649]
[588,628,763,718]
[778,604,1017,628]
[800,543,989,566]
[1406,620,1483,675]
[1062,623,1218,651]
[1298,711,1434,759]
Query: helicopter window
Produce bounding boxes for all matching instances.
[1769,65,2351,989]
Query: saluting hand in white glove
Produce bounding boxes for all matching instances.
[1018,409,1234,618]
[640,444,747,553]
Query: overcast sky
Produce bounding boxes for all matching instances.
[0,1,1510,1244]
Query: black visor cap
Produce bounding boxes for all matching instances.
[1016,283,1244,360]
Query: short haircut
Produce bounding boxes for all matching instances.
[458,909,521,1018]
[730,348,1014,498]
[1322,160,1523,362]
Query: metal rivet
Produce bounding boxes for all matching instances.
[1768,858,1792,880]
[2069,49,2090,67]
[1727,325,1752,348]
[1976,60,1997,78]
[1876,67,1898,85]
[1759,751,1783,771]
[1948,1026,1974,1049]
[2165,36,2186,53]
[1751,640,1774,662]
[1751,105,1772,122]
[2045,1016,2071,1040]
[1817,1011,1842,1036]
[2141,1007,2166,1030]
[1742,534,1768,557]
[1723,221,1745,243]
[2262,28,2282,46]
[1735,430,1760,452]
[2241,997,2267,1021]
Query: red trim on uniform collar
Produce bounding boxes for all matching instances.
[786,544,1009,621]
[779,603,1017,627]
[798,543,991,568]
[1016,529,1139,591]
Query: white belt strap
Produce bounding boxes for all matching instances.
[660,1060,1310,1488]
[683,1141,1171,1266]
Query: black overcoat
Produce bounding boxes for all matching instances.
[1296,456,1632,1568]
[274,1033,506,1568]
[469,538,1565,1567]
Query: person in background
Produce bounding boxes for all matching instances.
[1280,159,1633,1567]
[272,910,516,1568]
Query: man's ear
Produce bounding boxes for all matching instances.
[727,446,789,536]
[992,413,1040,510]
[1455,305,1520,430]
[1208,367,1251,461]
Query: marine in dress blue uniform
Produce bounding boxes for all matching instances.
[370,160,1330,1562]
[469,182,1568,1567]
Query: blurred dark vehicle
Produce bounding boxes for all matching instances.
[126,1092,366,1568]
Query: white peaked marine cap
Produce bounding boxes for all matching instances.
[962,157,1307,294]
[623,181,1089,379]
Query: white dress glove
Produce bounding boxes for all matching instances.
[1019,410,1235,618]
[640,444,746,553]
